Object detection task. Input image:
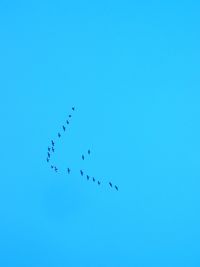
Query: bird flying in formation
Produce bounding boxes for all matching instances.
[46,106,119,192]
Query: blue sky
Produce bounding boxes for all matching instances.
[0,1,200,266]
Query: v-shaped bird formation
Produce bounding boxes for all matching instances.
[46,106,119,192]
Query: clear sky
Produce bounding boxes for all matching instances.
[0,1,200,266]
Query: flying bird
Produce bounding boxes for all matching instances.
[66,120,69,124]
[54,167,58,172]
[115,185,118,191]
[80,170,84,176]
[67,168,70,174]
[51,165,54,169]
[109,182,113,188]
[82,155,85,160]
[58,133,61,138]
[88,149,91,155]
[63,125,66,131]
[86,175,90,180]
[69,115,72,118]
[98,181,101,185]
[52,147,55,153]
[48,147,51,152]
[47,152,50,158]
[72,107,75,111]
[92,177,95,182]
[51,140,55,146]
[46,158,49,162]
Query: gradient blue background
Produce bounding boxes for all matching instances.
[0,1,200,266]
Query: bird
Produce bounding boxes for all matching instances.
[86,175,90,180]
[48,147,51,152]
[58,133,61,138]
[67,168,70,174]
[109,182,113,188]
[51,165,54,169]
[88,149,91,155]
[47,152,50,158]
[92,177,95,182]
[82,155,85,160]
[98,181,101,185]
[80,170,84,176]
[63,125,66,131]
[66,120,69,124]
[51,140,55,146]
[54,167,58,172]
[69,114,72,118]
[52,147,55,153]
[72,107,75,111]
[47,158,49,162]
[115,185,118,191]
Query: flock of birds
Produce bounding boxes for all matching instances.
[46,106,119,191]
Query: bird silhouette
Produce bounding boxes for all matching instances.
[72,107,75,111]
[115,185,118,191]
[88,149,91,155]
[109,182,113,187]
[47,158,49,162]
[69,115,72,118]
[80,170,84,176]
[58,133,61,138]
[66,120,69,124]
[82,155,85,160]
[47,152,50,158]
[54,167,58,172]
[63,126,66,131]
[93,177,95,182]
[98,181,101,185]
[51,140,55,146]
[48,147,51,152]
[86,175,90,180]
[52,147,55,153]
[67,168,70,174]
[51,165,54,169]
